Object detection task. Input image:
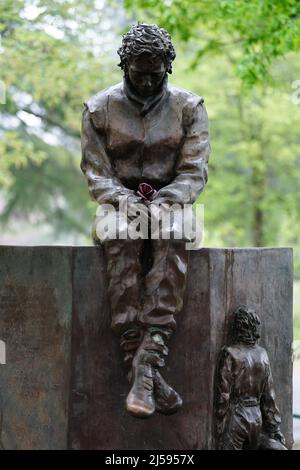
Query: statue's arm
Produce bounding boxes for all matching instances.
[155,97,211,205]
[260,359,285,443]
[80,105,138,206]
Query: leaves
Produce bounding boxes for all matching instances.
[0,0,300,266]
[125,0,300,86]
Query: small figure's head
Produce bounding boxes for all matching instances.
[232,305,261,345]
[117,23,176,97]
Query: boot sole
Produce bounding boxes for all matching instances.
[126,398,155,418]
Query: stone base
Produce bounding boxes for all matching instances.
[0,247,293,449]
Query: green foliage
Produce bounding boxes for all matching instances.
[124,0,300,87]
[124,0,300,278]
[0,0,122,240]
[0,130,46,187]
[0,0,300,274]
[166,49,300,257]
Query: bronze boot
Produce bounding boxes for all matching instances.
[153,369,183,415]
[139,327,182,414]
[126,349,155,418]
[125,327,168,418]
[125,326,178,418]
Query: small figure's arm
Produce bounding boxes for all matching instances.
[260,358,285,445]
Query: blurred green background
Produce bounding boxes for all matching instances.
[0,0,300,344]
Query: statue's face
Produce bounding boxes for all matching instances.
[127,54,167,97]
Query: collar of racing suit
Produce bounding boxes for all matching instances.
[123,75,169,117]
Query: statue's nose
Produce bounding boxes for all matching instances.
[144,77,152,88]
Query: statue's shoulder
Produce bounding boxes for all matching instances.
[168,84,205,108]
[85,82,123,114]
[221,344,241,359]
[255,344,270,361]
[219,345,233,359]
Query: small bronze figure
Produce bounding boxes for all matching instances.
[215,306,287,450]
[81,23,210,418]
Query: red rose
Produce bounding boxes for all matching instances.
[137,182,157,201]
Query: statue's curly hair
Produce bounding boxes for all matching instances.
[117,23,176,74]
[232,305,261,344]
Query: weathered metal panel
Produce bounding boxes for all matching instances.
[69,247,211,450]
[68,247,293,449]
[0,246,293,449]
[0,246,72,449]
[208,248,294,449]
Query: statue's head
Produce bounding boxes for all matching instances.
[232,305,261,345]
[117,23,176,97]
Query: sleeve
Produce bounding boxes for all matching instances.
[260,359,282,436]
[215,347,233,435]
[80,103,136,206]
[155,96,211,205]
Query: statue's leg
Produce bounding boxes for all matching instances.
[219,406,248,450]
[103,239,143,334]
[243,406,262,450]
[140,239,189,329]
[134,240,189,414]
[102,238,158,418]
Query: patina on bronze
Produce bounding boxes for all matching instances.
[81,23,210,418]
[215,306,287,450]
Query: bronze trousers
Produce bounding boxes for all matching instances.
[220,404,262,450]
[102,239,189,335]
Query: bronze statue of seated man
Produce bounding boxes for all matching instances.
[81,23,210,418]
